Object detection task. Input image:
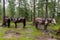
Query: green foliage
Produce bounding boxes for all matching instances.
[0,0,2,19]
[57,13,60,23]
[7,0,16,17]
[38,0,47,17]
[0,0,1,2]
[1,0,59,22]
[48,0,56,17]
[16,7,24,17]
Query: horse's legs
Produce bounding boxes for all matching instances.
[8,20,10,28]
[35,22,38,29]
[15,22,17,28]
[44,24,48,31]
[23,19,26,28]
[8,22,10,28]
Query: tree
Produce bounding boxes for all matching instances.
[2,0,6,25]
[23,0,29,20]
[45,0,48,18]
[30,0,33,21]
[53,0,56,18]
[8,0,16,17]
[33,0,36,24]
[57,0,60,23]
[38,0,40,17]
[0,0,2,18]
[16,0,21,17]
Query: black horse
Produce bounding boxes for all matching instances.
[2,16,11,28]
[35,17,56,30]
[11,17,26,28]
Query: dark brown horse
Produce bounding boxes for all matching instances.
[35,17,56,30]
[2,16,11,28]
[11,17,26,28]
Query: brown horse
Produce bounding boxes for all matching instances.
[11,17,26,28]
[34,17,56,30]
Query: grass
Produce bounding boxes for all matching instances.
[0,22,60,40]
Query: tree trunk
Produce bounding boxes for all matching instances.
[33,0,36,25]
[2,0,5,25]
[31,10,32,21]
[45,0,48,19]
[18,0,21,17]
[38,1,40,17]
[53,0,56,18]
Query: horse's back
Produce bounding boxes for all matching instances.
[14,17,26,23]
[35,18,45,23]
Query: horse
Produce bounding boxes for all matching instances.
[2,16,11,28]
[34,17,56,30]
[11,17,26,28]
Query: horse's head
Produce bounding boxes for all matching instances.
[51,18,56,25]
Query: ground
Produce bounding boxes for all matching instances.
[0,22,60,40]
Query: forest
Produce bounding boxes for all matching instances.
[0,0,60,40]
